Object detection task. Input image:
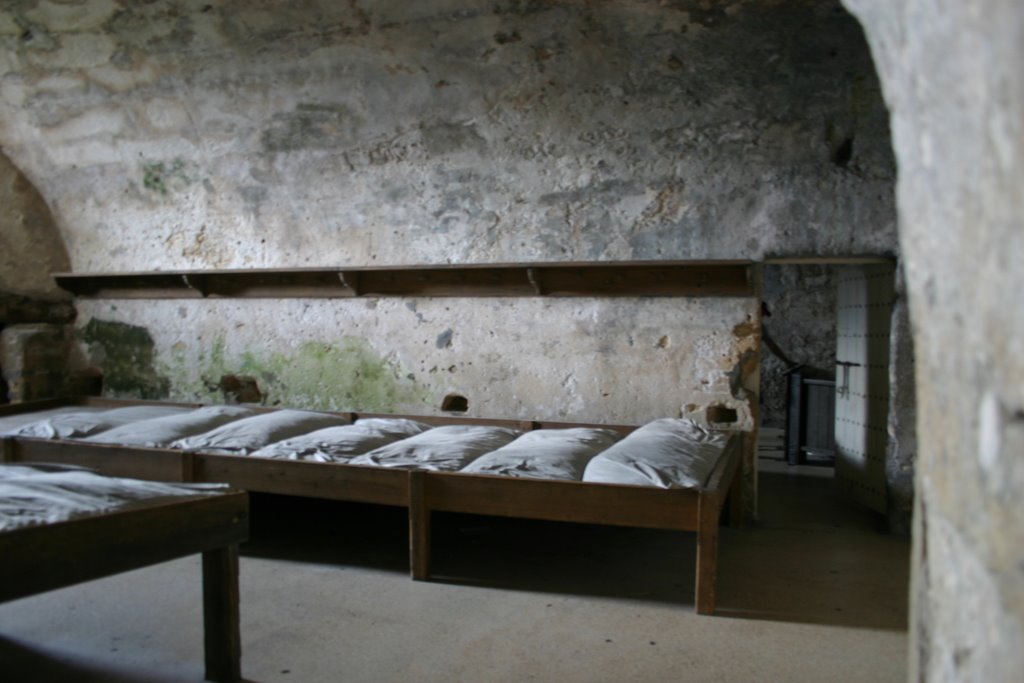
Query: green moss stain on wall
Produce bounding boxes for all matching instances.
[162,335,428,412]
[80,319,171,399]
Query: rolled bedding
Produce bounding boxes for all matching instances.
[0,407,106,434]
[461,428,622,481]
[349,425,521,472]
[581,418,729,489]
[171,409,349,454]
[2,406,191,440]
[249,418,432,462]
[0,464,226,532]
[83,405,255,447]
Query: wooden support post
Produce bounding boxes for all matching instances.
[202,544,242,683]
[408,471,431,581]
[726,462,743,528]
[0,437,13,463]
[695,493,719,616]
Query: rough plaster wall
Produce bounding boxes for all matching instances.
[0,1,896,519]
[759,264,837,428]
[0,149,69,298]
[75,297,760,426]
[886,264,915,537]
[0,0,895,269]
[844,1,1024,680]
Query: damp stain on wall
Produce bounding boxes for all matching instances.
[162,335,428,412]
[79,318,171,399]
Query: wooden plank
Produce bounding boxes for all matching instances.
[203,544,242,683]
[695,491,720,615]
[8,439,189,481]
[408,471,431,580]
[356,268,535,297]
[422,473,700,531]
[536,264,751,297]
[194,455,409,505]
[54,261,753,300]
[206,271,354,298]
[0,491,249,603]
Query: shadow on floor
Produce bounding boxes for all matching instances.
[0,635,265,683]
[241,467,910,632]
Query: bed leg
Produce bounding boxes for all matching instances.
[725,466,743,528]
[695,494,719,616]
[408,471,431,581]
[202,544,242,683]
[1,437,13,463]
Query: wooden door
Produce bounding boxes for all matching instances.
[834,263,894,513]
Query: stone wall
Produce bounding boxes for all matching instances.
[759,263,838,429]
[845,0,1024,680]
[0,1,898,518]
[0,0,895,270]
[0,148,76,402]
[0,150,70,298]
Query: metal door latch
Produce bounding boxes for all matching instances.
[836,360,862,397]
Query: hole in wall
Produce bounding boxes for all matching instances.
[831,136,854,167]
[441,393,469,412]
[706,404,738,424]
[219,375,263,404]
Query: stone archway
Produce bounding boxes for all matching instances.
[843,2,1024,680]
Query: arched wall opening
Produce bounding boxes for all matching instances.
[843,1,1024,680]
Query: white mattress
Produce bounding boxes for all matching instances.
[0,406,106,434]
[83,405,255,447]
[461,428,622,481]
[349,425,521,472]
[2,406,191,440]
[581,418,729,489]
[249,418,431,462]
[0,464,226,532]
[170,409,349,454]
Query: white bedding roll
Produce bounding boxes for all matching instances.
[2,406,191,440]
[83,405,255,447]
[249,418,431,462]
[582,418,729,489]
[460,428,622,480]
[349,425,520,471]
[0,464,226,532]
[0,407,106,434]
[170,409,349,454]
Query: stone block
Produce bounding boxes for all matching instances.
[0,323,70,402]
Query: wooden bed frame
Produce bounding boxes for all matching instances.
[0,396,743,615]
[0,471,249,682]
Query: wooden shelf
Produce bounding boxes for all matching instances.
[54,261,754,299]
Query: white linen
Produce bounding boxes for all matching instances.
[249,418,431,462]
[2,406,190,440]
[170,409,348,454]
[0,407,106,434]
[349,425,520,471]
[461,428,622,481]
[581,418,729,489]
[0,464,226,532]
[82,405,255,447]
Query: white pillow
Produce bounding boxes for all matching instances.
[461,428,621,480]
[249,418,431,462]
[582,418,729,489]
[171,409,348,454]
[3,406,190,440]
[349,425,520,471]
[84,405,255,447]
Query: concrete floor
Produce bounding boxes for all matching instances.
[0,462,909,682]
